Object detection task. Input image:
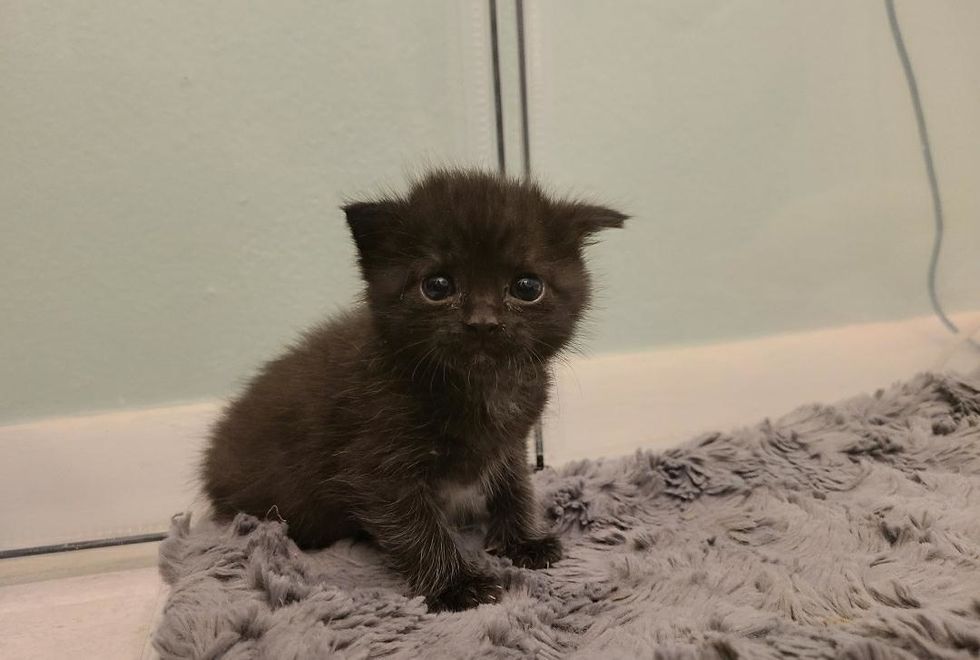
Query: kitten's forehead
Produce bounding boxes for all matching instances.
[404,170,556,263]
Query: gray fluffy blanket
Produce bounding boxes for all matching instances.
[154,373,980,659]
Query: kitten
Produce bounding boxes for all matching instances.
[201,169,625,611]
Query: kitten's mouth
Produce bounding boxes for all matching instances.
[470,351,494,366]
[456,338,513,364]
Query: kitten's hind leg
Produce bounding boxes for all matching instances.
[287,510,364,550]
[484,454,563,569]
[354,488,502,612]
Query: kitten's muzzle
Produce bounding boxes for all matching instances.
[464,309,502,334]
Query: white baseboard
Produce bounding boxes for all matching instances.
[2,312,978,552]
[542,311,980,465]
[0,403,218,552]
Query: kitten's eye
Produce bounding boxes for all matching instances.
[510,275,544,302]
[421,275,454,302]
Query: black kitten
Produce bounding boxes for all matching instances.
[202,169,624,611]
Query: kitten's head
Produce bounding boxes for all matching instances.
[343,169,625,378]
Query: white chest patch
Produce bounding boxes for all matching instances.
[435,478,487,524]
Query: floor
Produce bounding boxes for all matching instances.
[0,543,164,660]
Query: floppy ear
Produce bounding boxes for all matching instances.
[554,202,627,244]
[572,203,627,234]
[342,200,401,259]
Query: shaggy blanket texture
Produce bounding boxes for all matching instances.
[154,373,980,659]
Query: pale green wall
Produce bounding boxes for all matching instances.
[2,1,978,424]
[0,1,494,423]
[527,0,980,353]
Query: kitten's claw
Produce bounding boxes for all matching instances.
[426,573,503,612]
[491,535,563,570]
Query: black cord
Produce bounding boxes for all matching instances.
[513,0,546,469]
[516,0,532,179]
[0,532,167,559]
[884,0,979,349]
[488,0,506,175]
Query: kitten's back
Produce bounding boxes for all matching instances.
[201,307,377,530]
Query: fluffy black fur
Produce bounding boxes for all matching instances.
[201,169,625,611]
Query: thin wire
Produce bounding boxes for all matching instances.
[488,0,506,175]
[0,532,167,559]
[516,0,532,179]
[513,0,546,469]
[884,0,979,349]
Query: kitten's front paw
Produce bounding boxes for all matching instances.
[426,572,503,613]
[495,535,563,569]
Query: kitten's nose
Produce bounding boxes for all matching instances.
[464,307,501,333]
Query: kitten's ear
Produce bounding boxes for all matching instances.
[574,204,628,233]
[558,202,628,243]
[342,200,401,257]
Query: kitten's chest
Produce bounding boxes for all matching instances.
[441,379,545,438]
[428,436,506,520]
[434,477,487,524]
